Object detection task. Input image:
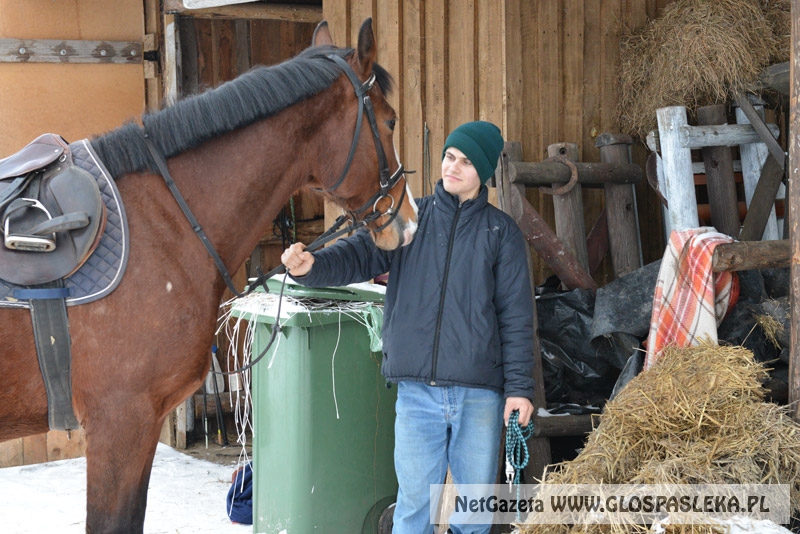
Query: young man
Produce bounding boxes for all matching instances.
[281,121,535,534]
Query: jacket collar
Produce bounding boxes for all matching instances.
[434,179,488,215]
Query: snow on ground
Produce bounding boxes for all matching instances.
[0,443,251,534]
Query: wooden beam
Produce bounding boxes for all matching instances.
[789,0,800,420]
[509,161,642,187]
[712,240,790,272]
[734,91,787,168]
[531,414,594,438]
[739,155,785,242]
[646,122,780,153]
[163,0,323,23]
[0,38,142,64]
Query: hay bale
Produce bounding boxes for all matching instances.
[517,344,800,534]
[617,0,788,140]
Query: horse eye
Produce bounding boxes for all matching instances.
[387,118,396,131]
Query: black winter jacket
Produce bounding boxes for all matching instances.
[295,180,535,400]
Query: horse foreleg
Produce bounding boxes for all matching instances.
[83,409,164,534]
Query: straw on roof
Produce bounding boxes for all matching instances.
[517,344,800,534]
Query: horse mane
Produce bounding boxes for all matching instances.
[90,46,393,179]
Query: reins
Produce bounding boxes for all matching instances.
[140,51,409,376]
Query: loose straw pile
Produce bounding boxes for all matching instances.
[517,344,800,534]
[617,0,788,140]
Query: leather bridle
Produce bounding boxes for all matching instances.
[140,50,409,300]
[314,53,408,234]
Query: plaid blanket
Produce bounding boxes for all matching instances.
[644,228,739,370]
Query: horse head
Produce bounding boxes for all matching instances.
[307,19,418,250]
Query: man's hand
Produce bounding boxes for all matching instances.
[504,397,534,427]
[280,243,315,277]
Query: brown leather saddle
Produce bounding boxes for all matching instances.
[0,134,106,286]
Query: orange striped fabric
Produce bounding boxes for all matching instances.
[644,228,739,371]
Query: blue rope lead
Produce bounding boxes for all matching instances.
[505,410,534,521]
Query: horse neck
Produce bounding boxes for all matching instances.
[166,113,314,278]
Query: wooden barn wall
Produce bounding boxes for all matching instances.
[323,0,674,284]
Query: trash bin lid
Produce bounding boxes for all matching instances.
[258,276,385,303]
[230,276,385,328]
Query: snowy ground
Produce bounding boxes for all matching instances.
[0,443,251,534]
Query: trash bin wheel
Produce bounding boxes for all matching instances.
[362,495,395,534]
[378,502,395,534]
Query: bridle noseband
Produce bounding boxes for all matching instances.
[140,50,410,301]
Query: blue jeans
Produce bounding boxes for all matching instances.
[392,381,504,534]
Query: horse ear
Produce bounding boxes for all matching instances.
[356,18,376,75]
[312,20,334,47]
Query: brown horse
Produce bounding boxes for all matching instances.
[0,18,416,533]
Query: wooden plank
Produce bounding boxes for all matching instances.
[234,19,252,74]
[182,0,252,8]
[216,19,237,84]
[144,0,163,112]
[697,105,740,238]
[402,0,425,198]
[759,61,790,95]
[423,0,447,196]
[538,1,560,149]
[657,106,699,230]
[322,0,350,232]
[734,91,787,168]
[548,143,589,271]
[531,414,593,438]
[562,0,583,149]
[477,0,503,126]
[0,38,142,64]
[323,0,350,47]
[586,208,610,275]
[376,0,402,181]
[791,0,800,417]
[582,0,602,156]
[250,20,283,67]
[502,0,523,148]
[646,123,781,152]
[739,156,785,242]
[163,0,323,23]
[596,133,642,278]
[194,18,215,90]
[736,97,781,241]
[46,430,86,461]
[21,434,48,465]
[178,16,199,96]
[0,439,24,468]
[448,0,476,125]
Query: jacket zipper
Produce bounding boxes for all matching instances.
[430,203,462,385]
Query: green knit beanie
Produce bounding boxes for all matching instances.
[442,121,504,184]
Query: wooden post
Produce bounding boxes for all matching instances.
[497,142,552,481]
[496,145,597,291]
[547,143,589,272]
[789,0,800,420]
[657,106,699,230]
[697,105,740,237]
[595,133,642,278]
[736,95,781,241]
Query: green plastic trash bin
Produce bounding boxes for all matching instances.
[233,278,397,534]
